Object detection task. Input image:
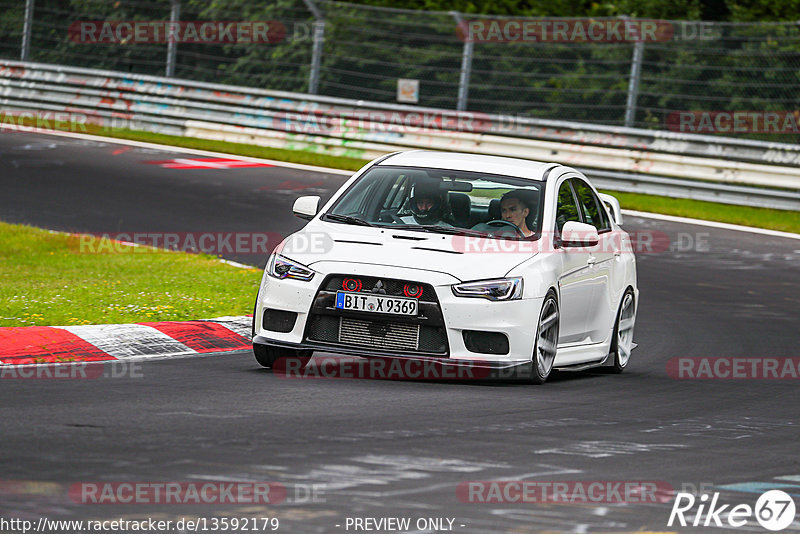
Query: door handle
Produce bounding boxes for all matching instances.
[587,256,597,265]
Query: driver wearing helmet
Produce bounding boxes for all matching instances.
[399,179,454,226]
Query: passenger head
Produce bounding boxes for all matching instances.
[500,190,532,235]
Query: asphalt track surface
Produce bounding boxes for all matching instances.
[1,131,800,533]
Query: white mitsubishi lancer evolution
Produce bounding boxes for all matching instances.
[252,151,638,384]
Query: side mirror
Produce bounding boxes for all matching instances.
[598,193,623,225]
[561,221,599,248]
[292,196,320,220]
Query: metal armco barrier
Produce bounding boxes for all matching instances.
[2,60,799,210]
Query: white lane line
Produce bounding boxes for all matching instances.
[57,324,196,358]
[0,124,354,175]
[623,209,800,240]
[219,258,257,269]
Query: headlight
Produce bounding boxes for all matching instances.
[267,254,315,281]
[451,277,523,301]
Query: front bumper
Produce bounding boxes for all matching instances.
[252,335,531,370]
[254,266,543,363]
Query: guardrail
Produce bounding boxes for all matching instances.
[2,60,800,210]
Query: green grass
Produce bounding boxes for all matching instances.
[0,222,262,327]
[603,190,800,234]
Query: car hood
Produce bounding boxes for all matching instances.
[277,220,538,282]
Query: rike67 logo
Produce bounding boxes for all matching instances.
[668,490,796,531]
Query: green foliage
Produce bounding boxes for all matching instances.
[3,0,799,137]
[726,0,800,21]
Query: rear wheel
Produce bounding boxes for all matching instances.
[253,344,312,370]
[529,292,559,384]
[608,290,635,373]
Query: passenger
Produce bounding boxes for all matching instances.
[500,190,535,237]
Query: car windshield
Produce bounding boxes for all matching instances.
[324,166,544,240]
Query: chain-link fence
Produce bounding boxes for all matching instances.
[2,0,799,140]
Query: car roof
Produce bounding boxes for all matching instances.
[377,151,561,181]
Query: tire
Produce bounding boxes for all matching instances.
[528,291,560,384]
[253,344,312,370]
[608,289,635,374]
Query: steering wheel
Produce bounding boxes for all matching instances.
[378,210,406,224]
[479,219,525,237]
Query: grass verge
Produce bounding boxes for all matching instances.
[604,190,800,234]
[98,126,369,171]
[0,221,262,327]
[4,120,799,233]
[77,125,800,234]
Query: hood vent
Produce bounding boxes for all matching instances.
[411,247,462,255]
[334,239,381,246]
[392,234,427,241]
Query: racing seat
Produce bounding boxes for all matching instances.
[448,192,472,227]
[488,199,501,221]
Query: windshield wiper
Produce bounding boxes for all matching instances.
[324,213,376,227]
[391,224,486,237]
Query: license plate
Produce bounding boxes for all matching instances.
[335,291,418,316]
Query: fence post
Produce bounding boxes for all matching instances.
[624,31,644,127]
[165,0,180,77]
[450,11,473,112]
[303,0,325,94]
[21,0,35,61]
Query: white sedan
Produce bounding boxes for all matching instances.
[252,151,637,383]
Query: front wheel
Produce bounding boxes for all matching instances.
[253,344,312,370]
[608,290,635,373]
[528,292,559,384]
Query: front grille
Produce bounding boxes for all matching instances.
[305,315,448,354]
[322,275,436,302]
[304,274,449,356]
[339,317,419,350]
[306,314,340,343]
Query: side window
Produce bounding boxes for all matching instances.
[595,196,611,231]
[571,179,610,232]
[555,181,580,233]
